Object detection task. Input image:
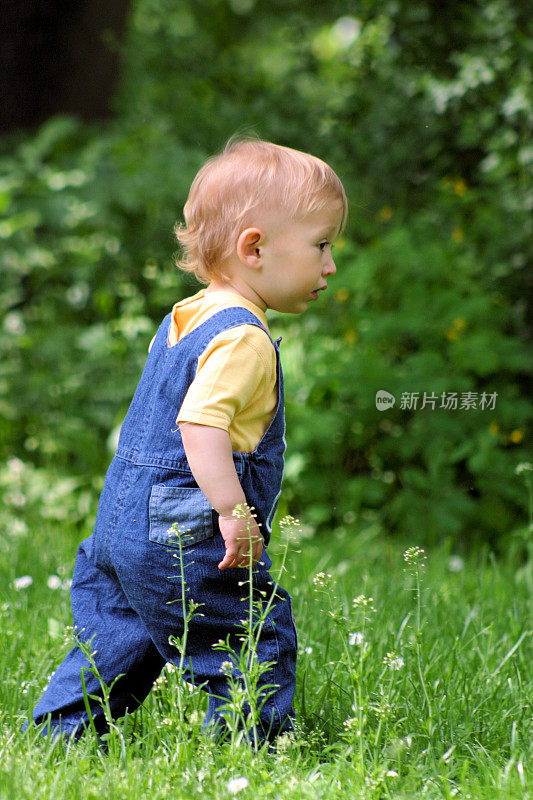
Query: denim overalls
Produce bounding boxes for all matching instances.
[27,307,298,744]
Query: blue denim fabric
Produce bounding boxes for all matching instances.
[25,308,297,745]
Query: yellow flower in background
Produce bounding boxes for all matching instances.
[335,236,346,250]
[377,206,393,222]
[335,288,349,302]
[445,317,466,340]
[344,329,357,344]
[452,226,464,243]
[489,421,499,436]
[510,429,524,444]
[453,178,467,196]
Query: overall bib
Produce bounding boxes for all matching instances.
[28,307,298,743]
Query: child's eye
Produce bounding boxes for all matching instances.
[318,241,330,251]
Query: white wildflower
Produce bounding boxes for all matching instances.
[312,571,331,588]
[447,555,464,572]
[275,732,296,751]
[383,651,404,670]
[7,457,24,475]
[227,776,249,794]
[403,546,426,566]
[12,575,33,590]
[47,575,62,590]
[304,646,313,654]
[352,594,374,609]
[515,462,532,475]
[348,631,365,646]
[342,717,360,734]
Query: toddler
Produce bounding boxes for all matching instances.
[25,135,347,746]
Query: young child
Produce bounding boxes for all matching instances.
[25,135,347,746]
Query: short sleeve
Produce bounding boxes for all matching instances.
[176,325,274,431]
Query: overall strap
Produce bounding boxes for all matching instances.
[148,312,173,356]
[168,306,277,360]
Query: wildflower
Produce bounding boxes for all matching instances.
[7,457,24,475]
[12,575,33,590]
[7,492,26,507]
[10,519,28,537]
[47,575,62,590]
[378,206,393,222]
[383,651,404,670]
[348,631,365,646]
[227,777,249,794]
[312,571,331,588]
[232,503,254,519]
[342,718,360,734]
[447,555,464,573]
[335,288,349,302]
[515,462,533,475]
[453,178,467,196]
[275,732,296,751]
[403,546,426,567]
[304,646,313,655]
[373,699,392,718]
[386,770,399,777]
[279,514,301,528]
[352,594,374,609]
[219,660,234,676]
[344,330,357,344]
[364,776,381,791]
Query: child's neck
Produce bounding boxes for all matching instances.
[205,280,267,311]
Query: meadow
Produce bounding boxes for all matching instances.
[1,461,531,800]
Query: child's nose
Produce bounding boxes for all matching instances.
[323,255,336,276]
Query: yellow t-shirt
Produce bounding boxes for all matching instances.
[148,289,278,453]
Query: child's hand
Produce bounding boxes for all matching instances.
[217,509,264,570]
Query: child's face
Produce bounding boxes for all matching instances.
[254,201,343,314]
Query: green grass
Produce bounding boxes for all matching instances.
[1,488,531,799]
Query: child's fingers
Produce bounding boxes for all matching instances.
[218,545,241,570]
[218,539,264,570]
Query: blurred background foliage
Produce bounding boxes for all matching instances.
[1,0,531,552]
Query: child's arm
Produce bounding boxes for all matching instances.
[179,422,263,570]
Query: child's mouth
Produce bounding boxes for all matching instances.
[310,290,319,300]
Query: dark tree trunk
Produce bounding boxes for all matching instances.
[0,0,132,132]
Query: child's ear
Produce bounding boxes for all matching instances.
[236,228,263,269]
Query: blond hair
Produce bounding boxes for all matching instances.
[173,134,348,284]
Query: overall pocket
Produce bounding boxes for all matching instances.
[148,485,214,548]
